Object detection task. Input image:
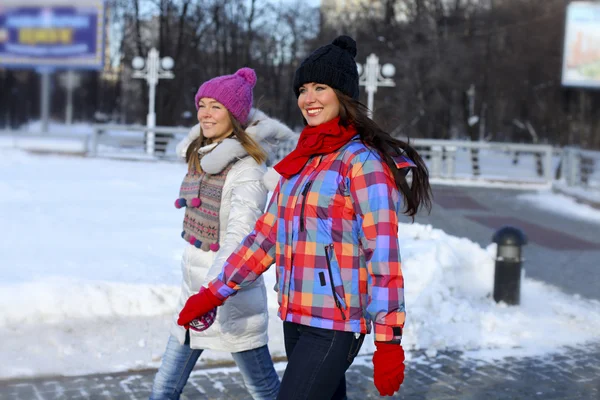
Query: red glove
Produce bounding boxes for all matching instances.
[372,342,405,396]
[177,287,224,328]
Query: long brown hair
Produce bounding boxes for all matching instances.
[186,110,267,172]
[333,89,432,219]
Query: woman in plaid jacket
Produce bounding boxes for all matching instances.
[177,36,432,399]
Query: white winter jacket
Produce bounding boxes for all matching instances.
[171,109,295,352]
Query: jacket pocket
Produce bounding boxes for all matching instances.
[299,180,312,232]
[324,244,347,320]
[347,333,365,362]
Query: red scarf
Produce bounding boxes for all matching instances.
[274,117,357,178]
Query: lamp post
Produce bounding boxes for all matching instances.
[132,48,175,155]
[356,53,396,118]
[58,71,81,125]
[466,84,479,127]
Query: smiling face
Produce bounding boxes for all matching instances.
[197,98,234,142]
[297,83,340,126]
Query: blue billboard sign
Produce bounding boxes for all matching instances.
[0,1,105,70]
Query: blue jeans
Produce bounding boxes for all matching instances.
[277,322,365,400]
[150,334,280,400]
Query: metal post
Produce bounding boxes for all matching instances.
[467,84,475,117]
[564,147,573,186]
[446,146,456,177]
[89,125,100,156]
[466,84,480,131]
[357,53,395,119]
[366,91,375,116]
[492,226,527,305]
[565,147,580,187]
[543,146,553,183]
[40,69,51,133]
[58,70,81,126]
[430,145,442,178]
[146,75,157,155]
[66,71,74,125]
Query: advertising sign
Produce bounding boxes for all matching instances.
[0,0,105,70]
[562,2,600,88]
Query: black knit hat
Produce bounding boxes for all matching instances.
[293,35,359,100]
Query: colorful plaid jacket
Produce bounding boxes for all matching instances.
[207,137,413,342]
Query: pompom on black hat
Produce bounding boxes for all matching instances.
[293,35,359,100]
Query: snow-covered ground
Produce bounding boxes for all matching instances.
[1,148,600,380]
[518,191,600,223]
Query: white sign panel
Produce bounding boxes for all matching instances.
[562,2,600,88]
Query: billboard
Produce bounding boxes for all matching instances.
[0,0,105,70]
[562,2,600,88]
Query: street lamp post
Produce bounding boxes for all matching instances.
[466,84,479,127]
[58,70,81,125]
[356,53,396,118]
[132,48,175,155]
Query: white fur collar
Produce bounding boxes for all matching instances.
[175,108,296,174]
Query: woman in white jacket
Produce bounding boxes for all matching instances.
[150,68,294,400]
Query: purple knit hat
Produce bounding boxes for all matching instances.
[194,67,256,124]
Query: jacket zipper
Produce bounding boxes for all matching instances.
[299,180,312,232]
[324,244,346,320]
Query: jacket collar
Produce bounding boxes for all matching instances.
[177,108,296,174]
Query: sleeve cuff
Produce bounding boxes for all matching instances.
[374,323,403,343]
[207,279,236,302]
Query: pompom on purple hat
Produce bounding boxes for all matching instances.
[194,67,256,124]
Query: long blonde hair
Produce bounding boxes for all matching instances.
[185,110,267,173]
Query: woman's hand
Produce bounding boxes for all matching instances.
[177,287,224,328]
[372,341,405,396]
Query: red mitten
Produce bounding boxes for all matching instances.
[372,342,405,396]
[177,287,224,328]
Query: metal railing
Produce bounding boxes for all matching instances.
[272,137,556,185]
[2,125,599,197]
[562,147,600,189]
[0,129,91,154]
[89,124,189,159]
[410,139,555,185]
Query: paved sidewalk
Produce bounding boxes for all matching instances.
[413,185,600,301]
[2,342,599,399]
